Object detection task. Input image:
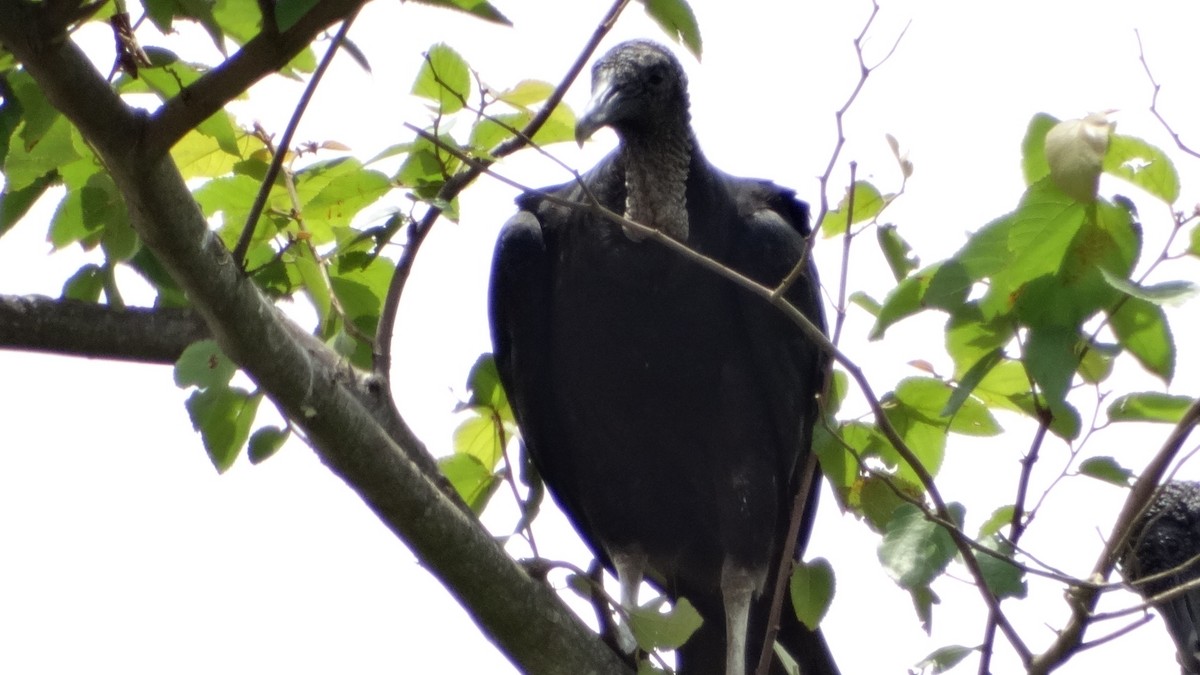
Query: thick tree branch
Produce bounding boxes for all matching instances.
[143,0,368,159]
[0,6,627,673]
[0,294,208,364]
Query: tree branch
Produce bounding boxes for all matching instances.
[0,6,628,672]
[0,294,208,364]
[142,0,369,159]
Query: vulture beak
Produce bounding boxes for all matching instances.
[575,70,618,147]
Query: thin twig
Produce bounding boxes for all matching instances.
[372,0,633,378]
[774,1,910,299]
[1136,29,1200,160]
[232,12,360,266]
[1075,613,1154,653]
[830,161,857,347]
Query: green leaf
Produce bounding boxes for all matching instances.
[7,70,61,152]
[878,402,947,485]
[496,80,555,107]
[453,412,504,469]
[1093,197,1141,278]
[248,426,289,464]
[822,181,885,237]
[894,377,1001,436]
[294,158,391,243]
[1098,268,1197,306]
[1012,391,1082,441]
[978,505,1015,538]
[1189,222,1200,258]
[871,261,971,339]
[628,597,704,651]
[1103,133,1180,204]
[812,422,860,497]
[412,43,471,114]
[529,103,577,146]
[975,537,1027,600]
[128,59,241,155]
[146,0,225,51]
[129,247,190,307]
[274,0,320,31]
[172,130,262,180]
[789,558,835,629]
[465,353,513,422]
[1021,113,1059,186]
[1078,456,1133,487]
[197,174,285,248]
[994,179,1087,292]
[1108,296,1175,382]
[877,223,919,281]
[910,584,938,634]
[1107,392,1195,423]
[4,116,83,191]
[854,474,918,532]
[408,0,511,25]
[641,0,702,59]
[1022,325,1075,407]
[469,112,526,154]
[185,386,261,473]
[848,291,881,317]
[0,170,56,237]
[48,171,133,254]
[396,132,461,197]
[1078,338,1115,384]
[878,503,964,589]
[62,263,105,302]
[210,0,262,46]
[915,645,975,674]
[438,453,500,514]
[943,347,1004,420]
[174,339,237,389]
[824,369,849,416]
[293,247,332,333]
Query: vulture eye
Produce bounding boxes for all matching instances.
[646,68,665,87]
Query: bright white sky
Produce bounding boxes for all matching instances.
[3,0,1200,673]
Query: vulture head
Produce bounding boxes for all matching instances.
[574,40,694,240]
[575,40,691,145]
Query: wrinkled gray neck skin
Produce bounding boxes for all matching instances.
[620,121,694,242]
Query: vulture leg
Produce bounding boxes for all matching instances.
[612,551,646,655]
[722,563,759,675]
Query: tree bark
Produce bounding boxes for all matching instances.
[0,295,208,364]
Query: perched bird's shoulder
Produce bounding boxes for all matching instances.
[513,152,625,227]
[725,176,812,239]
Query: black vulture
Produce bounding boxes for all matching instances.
[1124,480,1200,673]
[489,40,834,675]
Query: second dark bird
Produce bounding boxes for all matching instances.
[1125,480,1200,674]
